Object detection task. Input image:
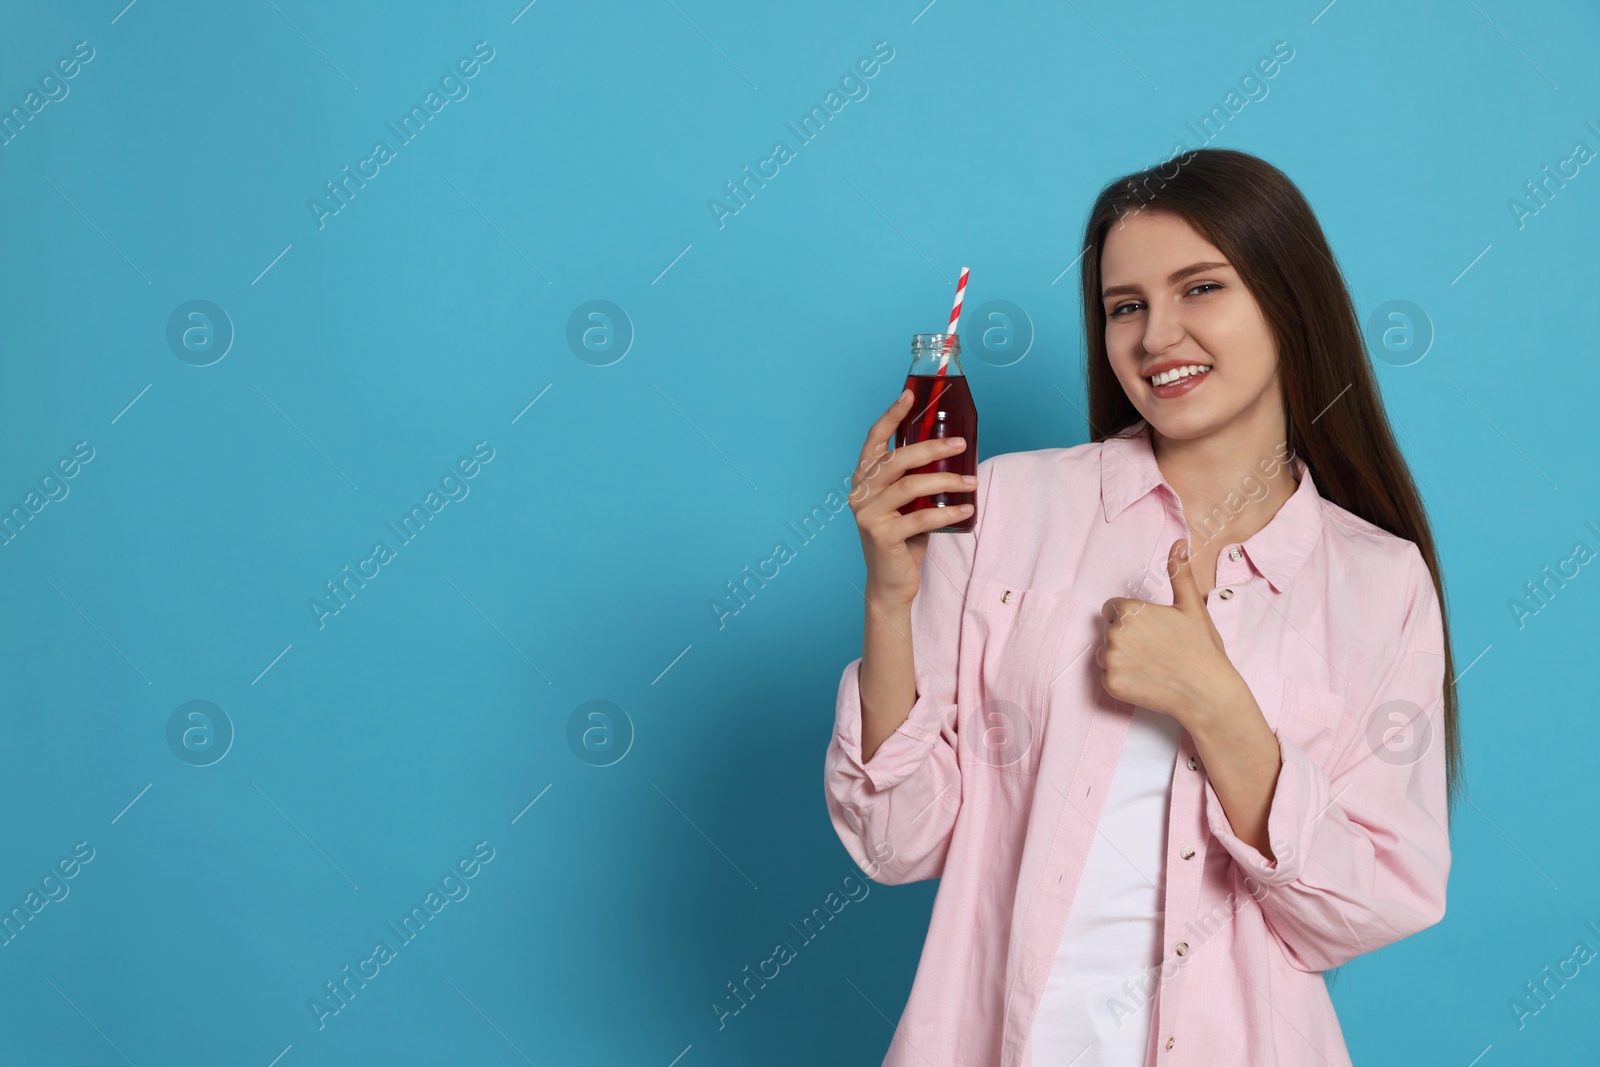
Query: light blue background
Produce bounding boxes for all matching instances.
[1,0,1596,1063]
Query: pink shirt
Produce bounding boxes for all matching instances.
[823,421,1451,1066]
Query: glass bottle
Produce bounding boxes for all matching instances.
[894,332,978,533]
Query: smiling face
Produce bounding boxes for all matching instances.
[1099,209,1284,443]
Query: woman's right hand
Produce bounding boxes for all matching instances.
[849,388,977,609]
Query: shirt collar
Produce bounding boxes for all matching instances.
[1100,420,1324,593]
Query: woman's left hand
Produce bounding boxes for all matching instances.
[1097,538,1251,731]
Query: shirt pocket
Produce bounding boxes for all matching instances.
[959,577,1069,777]
[1276,677,1348,768]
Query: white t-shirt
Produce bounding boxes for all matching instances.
[1027,704,1182,1065]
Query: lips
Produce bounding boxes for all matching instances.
[1152,367,1209,399]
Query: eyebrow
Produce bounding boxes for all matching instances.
[1101,261,1232,300]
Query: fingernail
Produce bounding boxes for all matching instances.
[949,437,965,448]
[962,475,977,485]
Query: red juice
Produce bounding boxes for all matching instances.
[895,366,978,532]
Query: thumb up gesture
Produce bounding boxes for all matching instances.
[1097,538,1244,729]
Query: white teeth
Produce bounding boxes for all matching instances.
[1149,364,1211,386]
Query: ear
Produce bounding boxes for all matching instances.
[1168,538,1204,614]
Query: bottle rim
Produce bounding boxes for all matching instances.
[911,332,960,354]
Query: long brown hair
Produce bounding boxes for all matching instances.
[1078,148,1462,827]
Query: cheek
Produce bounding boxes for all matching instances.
[1104,326,1142,378]
[1204,303,1277,384]
[1236,326,1278,382]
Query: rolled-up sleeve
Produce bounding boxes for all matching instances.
[1204,545,1451,972]
[823,457,991,886]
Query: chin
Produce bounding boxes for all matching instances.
[1134,403,1227,441]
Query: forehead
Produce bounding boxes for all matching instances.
[1100,210,1224,280]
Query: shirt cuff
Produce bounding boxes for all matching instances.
[832,658,956,793]
[1203,730,1327,888]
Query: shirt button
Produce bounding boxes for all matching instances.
[1175,941,1189,956]
[1180,846,1195,859]
[1218,588,1234,600]
[1001,590,1013,604]
[1229,548,1242,562]
[1166,1036,1176,1050]
[1187,756,1199,771]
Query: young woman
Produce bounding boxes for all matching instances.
[825,148,1460,1067]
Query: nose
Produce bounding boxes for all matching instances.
[1141,293,1185,355]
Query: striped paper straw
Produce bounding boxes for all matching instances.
[940,266,970,371]
[915,267,970,443]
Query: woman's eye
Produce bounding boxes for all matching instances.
[1109,284,1219,317]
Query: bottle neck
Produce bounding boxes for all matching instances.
[910,333,964,376]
